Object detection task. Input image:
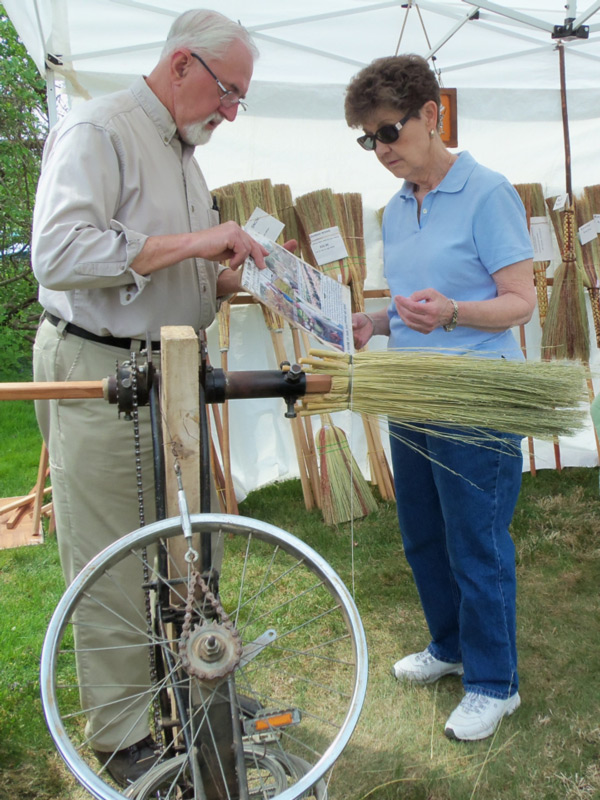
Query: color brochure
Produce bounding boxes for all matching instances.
[241,229,354,353]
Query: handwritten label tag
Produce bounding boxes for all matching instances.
[309,226,349,266]
[529,217,554,261]
[245,207,285,241]
[578,219,597,246]
[553,193,568,212]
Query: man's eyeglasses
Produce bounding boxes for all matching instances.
[356,110,413,151]
[190,52,247,111]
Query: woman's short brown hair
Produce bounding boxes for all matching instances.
[344,54,441,128]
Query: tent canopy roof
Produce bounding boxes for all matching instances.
[5,0,600,115]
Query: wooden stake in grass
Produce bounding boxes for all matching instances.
[317,415,378,526]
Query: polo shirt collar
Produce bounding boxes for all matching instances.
[130,76,178,146]
[399,150,477,198]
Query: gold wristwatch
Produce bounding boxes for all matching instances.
[443,298,459,332]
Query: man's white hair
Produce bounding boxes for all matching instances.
[162,9,258,61]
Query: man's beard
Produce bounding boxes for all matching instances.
[181,112,224,146]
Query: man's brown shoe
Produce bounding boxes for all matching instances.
[94,735,160,786]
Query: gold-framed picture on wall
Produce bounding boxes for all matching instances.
[440,88,458,148]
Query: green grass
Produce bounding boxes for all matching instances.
[0,400,42,497]
[1,395,599,799]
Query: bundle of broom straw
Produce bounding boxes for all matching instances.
[299,349,588,442]
[317,414,378,526]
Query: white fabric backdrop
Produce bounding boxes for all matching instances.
[5,0,600,494]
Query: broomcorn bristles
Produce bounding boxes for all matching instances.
[317,415,378,526]
[300,350,588,441]
[541,206,590,363]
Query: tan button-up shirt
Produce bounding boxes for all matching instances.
[32,77,220,339]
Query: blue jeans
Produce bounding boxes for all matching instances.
[389,423,523,699]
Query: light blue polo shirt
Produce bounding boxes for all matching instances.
[382,151,533,360]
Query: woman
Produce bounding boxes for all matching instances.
[345,55,535,741]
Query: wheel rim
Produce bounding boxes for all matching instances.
[41,514,368,800]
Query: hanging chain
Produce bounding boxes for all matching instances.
[179,567,241,680]
[129,351,164,752]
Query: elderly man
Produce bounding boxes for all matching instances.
[32,9,268,786]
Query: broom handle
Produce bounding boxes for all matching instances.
[290,327,322,507]
[0,380,106,400]
[362,415,390,499]
[269,330,315,509]
[367,416,395,500]
[519,324,537,477]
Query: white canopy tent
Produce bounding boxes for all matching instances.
[5,0,600,495]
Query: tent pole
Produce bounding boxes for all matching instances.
[45,66,58,129]
[558,43,572,201]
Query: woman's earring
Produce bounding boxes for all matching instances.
[430,129,435,138]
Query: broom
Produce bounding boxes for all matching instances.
[333,192,395,500]
[513,183,551,327]
[541,203,590,363]
[317,414,378,526]
[215,179,320,510]
[579,187,600,348]
[298,349,588,443]
[295,189,387,510]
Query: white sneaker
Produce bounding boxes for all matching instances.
[444,691,521,741]
[391,649,464,684]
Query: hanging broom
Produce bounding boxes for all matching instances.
[578,188,600,348]
[513,183,551,327]
[541,203,590,363]
[298,349,588,443]
[317,414,378,526]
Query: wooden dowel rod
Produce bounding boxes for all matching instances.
[0,486,52,516]
[0,372,333,403]
[0,381,106,401]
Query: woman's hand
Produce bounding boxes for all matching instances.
[352,310,389,349]
[394,289,454,334]
[394,260,536,334]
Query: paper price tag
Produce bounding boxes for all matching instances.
[594,214,600,234]
[529,217,554,261]
[578,219,598,247]
[309,226,349,266]
[245,207,285,241]
[553,193,569,212]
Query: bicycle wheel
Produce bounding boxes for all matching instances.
[41,514,368,800]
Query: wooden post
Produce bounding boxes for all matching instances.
[160,326,200,580]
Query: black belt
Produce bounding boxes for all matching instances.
[43,311,160,351]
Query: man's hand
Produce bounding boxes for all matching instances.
[202,221,269,270]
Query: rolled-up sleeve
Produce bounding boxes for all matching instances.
[32,122,150,292]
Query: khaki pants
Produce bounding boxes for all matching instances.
[34,319,219,751]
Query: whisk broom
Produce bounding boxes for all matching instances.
[317,414,378,526]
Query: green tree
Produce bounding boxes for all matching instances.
[0,4,48,377]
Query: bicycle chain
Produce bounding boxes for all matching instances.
[179,568,242,680]
[129,352,164,751]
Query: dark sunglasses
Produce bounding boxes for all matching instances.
[356,110,413,151]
